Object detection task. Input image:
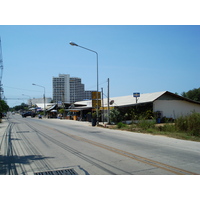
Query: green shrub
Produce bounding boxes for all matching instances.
[157,124,176,132]
[175,112,200,136]
[138,119,156,130]
[146,128,154,133]
[117,122,127,129]
[110,108,123,123]
[92,112,97,119]
[187,113,200,136]
[175,116,188,131]
[59,108,65,114]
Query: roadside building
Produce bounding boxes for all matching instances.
[72,91,200,121]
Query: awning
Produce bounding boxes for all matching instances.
[46,104,57,112]
[50,109,57,112]
[66,106,92,112]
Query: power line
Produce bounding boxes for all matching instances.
[4,85,52,96]
[5,98,29,100]
[4,85,43,92]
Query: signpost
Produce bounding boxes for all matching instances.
[133,92,140,104]
[58,101,62,107]
[92,91,101,108]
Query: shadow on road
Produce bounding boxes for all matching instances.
[0,154,54,175]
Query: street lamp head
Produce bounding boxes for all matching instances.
[69,41,78,46]
[32,83,36,85]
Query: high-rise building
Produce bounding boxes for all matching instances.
[70,77,85,103]
[84,90,95,100]
[53,74,70,103]
[53,74,86,104]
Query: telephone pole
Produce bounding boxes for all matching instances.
[107,78,110,124]
[0,37,4,100]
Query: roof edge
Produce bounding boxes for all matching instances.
[157,91,200,105]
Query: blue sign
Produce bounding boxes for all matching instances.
[133,93,140,97]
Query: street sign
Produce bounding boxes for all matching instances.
[133,92,140,104]
[133,93,140,97]
[92,91,101,108]
[92,99,101,108]
[92,91,101,100]
[58,101,62,107]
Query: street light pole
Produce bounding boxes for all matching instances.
[32,83,46,117]
[69,42,99,124]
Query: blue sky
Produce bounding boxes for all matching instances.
[1,25,200,107]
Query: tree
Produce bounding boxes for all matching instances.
[110,108,123,123]
[58,108,65,114]
[181,88,200,102]
[12,103,28,111]
[0,100,9,113]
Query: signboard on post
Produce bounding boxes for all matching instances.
[133,92,140,104]
[92,100,101,108]
[92,91,101,100]
[58,101,62,107]
[92,91,101,108]
[133,93,140,98]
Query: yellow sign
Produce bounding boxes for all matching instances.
[92,99,101,108]
[92,91,101,100]
[100,106,114,110]
[92,92,101,108]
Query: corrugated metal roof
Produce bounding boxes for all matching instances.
[103,91,166,107]
[75,91,167,107]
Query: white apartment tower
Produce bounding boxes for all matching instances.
[70,77,85,103]
[53,74,85,104]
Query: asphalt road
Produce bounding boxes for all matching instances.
[1,113,200,175]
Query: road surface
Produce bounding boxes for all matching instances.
[0,114,200,175]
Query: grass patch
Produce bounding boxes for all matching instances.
[106,113,200,142]
[109,120,200,142]
[117,122,127,129]
[175,112,200,137]
[138,119,156,130]
[137,124,200,142]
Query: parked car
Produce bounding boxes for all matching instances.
[21,111,36,118]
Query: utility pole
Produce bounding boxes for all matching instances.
[107,78,110,124]
[62,90,65,118]
[101,87,104,123]
[0,37,4,100]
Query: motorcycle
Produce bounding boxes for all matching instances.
[38,114,42,119]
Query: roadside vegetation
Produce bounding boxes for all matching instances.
[0,100,9,122]
[10,103,29,112]
[0,100,9,113]
[108,108,200,142]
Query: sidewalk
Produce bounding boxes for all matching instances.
[0,118,9,135]
[0,118,9,154]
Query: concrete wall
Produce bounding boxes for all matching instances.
[153,100,200,119]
